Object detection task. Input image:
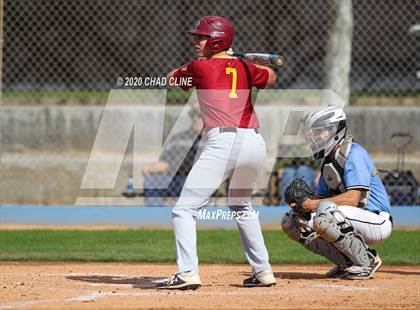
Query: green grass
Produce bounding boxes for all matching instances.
[0,230,419,264]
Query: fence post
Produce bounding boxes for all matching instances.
[324,0,353,105]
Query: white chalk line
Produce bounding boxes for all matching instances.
[1,300,46,309]
[311,283,380,291]
[0,289,283,309]
[1,291,123,309]
[2,275,381,309]
[0,286,381,310]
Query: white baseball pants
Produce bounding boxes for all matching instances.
[308,205,392,244]
[172,127,271,274]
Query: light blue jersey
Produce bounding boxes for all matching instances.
[317,143,391,214]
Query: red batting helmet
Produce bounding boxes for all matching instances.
[188,16,234,52]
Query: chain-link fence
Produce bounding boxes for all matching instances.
[3,0,418,96]
[124,142,420,207]
[1,0,419,206]
[265,159,420,207]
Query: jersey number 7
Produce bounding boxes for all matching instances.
[225,67,238,99]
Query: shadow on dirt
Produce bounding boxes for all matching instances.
[67,275,164,289]
[274,272,326,280]
[228,272,326,287]
[379,270,420,276]
[238,271,326,280]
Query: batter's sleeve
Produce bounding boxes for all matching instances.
[173,62,196,91]
[343,146,371,191]
[250,64,269,89]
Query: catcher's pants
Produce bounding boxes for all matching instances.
[308,205,393,244]
[172,127,271,274]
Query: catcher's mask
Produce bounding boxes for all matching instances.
[304,106,347,160]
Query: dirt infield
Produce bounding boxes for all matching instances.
[1,263,419,309]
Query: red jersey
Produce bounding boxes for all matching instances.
[173,58,269,129]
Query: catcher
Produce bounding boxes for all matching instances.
[281,106,392,280]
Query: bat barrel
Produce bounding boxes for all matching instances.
[233,52,285,67]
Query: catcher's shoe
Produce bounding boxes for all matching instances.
[243,270,276,287]
[156,271,201,290]
[326,265,349,278]
[343,266,372,280]
[345,248,382,280]
[367,248,383,277]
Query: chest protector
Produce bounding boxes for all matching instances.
[321,136,370,208]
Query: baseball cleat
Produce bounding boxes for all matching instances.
[345,248,383,280]
[243,270,276,287]
[343,265,372,280]
[326,265,349,278]
[367,248,383,278]
[156,271,201,290]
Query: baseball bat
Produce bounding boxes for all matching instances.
[233,53,285,67]
[377,168,400,178]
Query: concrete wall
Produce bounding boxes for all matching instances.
[2,106,419,153]
[1,105,419,204]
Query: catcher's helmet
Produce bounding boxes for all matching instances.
[188,16,233,52]
[304,106,347,160]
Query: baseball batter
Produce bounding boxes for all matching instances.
[156,16,277,290]
[282,106,392,280]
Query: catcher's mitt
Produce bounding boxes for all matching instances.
[284,178,314,221]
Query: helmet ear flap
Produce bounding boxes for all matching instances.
[335,120,347,142]
[208,39,222,50]
[337,120,347,133]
